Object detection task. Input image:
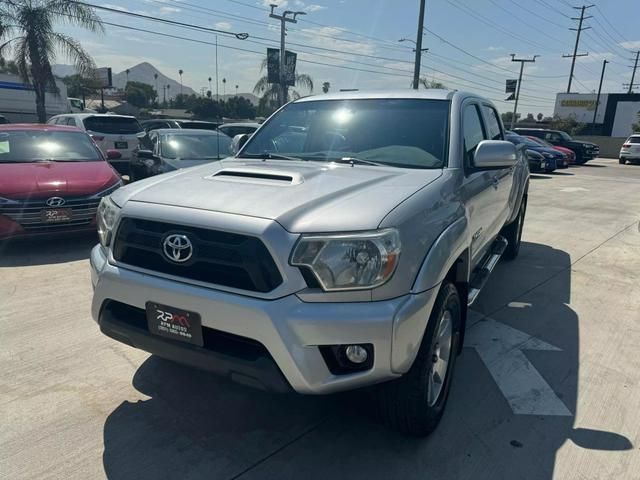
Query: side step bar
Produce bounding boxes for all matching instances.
[467,236,508,306]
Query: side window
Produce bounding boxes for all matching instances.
[65,118,77,127]
[462,104,486,170]
[545,132,560,143]
[482,105,502,140]
[150,133,160,155]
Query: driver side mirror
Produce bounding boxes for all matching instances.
[473,140,517,168]
[136,149,157,161]
[231,133,250,155]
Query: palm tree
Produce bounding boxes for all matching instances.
[222,77,226,97]
[322,81,330,93]
[208,76,212,94]
[0,0,104,122]
[153,72,158,103]
[178,69,183,95]
[125,68,130,87]
[235,84,238,96]
[253,57,313,112]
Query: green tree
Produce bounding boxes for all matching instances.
[419,78,447,89]
[501,111,520,124]
[223,96,256,119]
[632,110,640,133]
[62,73,101,99]
[125,81,156,108]
[322,81,330,93]
[0,58,19,74]
[537,112,544,121]
[253,57,313,117]
[0,0,103,122]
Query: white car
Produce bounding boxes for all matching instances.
[619,134,640,164]
[47,113,143,174]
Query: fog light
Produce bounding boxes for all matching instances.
[345,345,368,364]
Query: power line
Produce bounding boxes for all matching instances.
[505,0,569,29]
[442,0,558,53]
[531,0,572,18]
[594,4,631,47]
[424,27,565,79]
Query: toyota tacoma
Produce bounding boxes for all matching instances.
[90,90,529,436]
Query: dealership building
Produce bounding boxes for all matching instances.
[554,92,640,137]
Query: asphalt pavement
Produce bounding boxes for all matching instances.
[1,158,639,480]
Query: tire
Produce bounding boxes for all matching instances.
[619,157,626,165]
[503,194,527,261]
[374,282,462,437]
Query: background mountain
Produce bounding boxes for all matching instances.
[52,62,258,104]
[111,62,195,99]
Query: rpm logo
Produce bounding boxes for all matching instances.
[156,308,190,328]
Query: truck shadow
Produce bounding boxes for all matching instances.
[0,232,95,267]
[101,241,632,480]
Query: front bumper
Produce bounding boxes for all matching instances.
[90,245,439,394]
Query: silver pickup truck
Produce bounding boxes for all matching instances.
[90,90,529,436]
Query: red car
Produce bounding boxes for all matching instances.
[0,124,122,240]
[526,136,577,164]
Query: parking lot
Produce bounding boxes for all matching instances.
[1,158,639,480]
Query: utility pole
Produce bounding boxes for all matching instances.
[412,0,427,89]
[510,54,539,130]
[563,4,593,93]
[269,4,306,107]
[215,35,219,102]
[628,51,639,94]
[399,37,429,86]
[591,59,608,132]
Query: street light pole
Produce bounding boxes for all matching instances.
[269,5,306,107]
[591,59,608,132]
[399,38,429,86]
[510,54,539,130]
[215,35,219,102]
[412,0,426,89]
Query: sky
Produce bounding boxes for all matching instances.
[56,0,640,116]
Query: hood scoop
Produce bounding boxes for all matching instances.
[208,168,303,186]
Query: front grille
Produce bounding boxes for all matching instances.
[0,196,99,230]
[113,218,283,293]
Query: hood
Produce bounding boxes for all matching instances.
[0,160,120,199]
[114,159,442,232]
[529,146,564,157]
[164,158,219,170]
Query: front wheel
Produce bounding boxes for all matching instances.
[374,282,461,437]
[503,195,527,261]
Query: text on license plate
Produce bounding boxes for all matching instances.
[41,208,73,223]
[114,141,128,149]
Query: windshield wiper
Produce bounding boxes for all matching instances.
[331,157,384,167]
[238,152,306,162]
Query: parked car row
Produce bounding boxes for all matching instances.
[0,115,260,240]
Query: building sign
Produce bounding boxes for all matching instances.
[95,67,112,88]
[266,48,296,86]
[506,79,517,93]
[554,93,608,124]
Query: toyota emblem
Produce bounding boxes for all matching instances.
[45,197,65,207]
[162,234,193,263]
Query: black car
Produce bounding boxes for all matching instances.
[506,134,568,171]
[130,129,232,181]
[140,119,221,133]
[513,128,599,164]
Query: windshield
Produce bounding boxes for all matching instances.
[160,133,232,160]
[507,135,544,148]
[0,130,102,162]
[559,131,573,141]
[240,99,450,169]
[528,137,552,147]
[83,116,142,135]
[179,122,220,131]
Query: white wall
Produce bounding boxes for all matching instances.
[0,73,69,122]
[611,101,640,137]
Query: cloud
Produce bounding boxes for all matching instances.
[262,0,288,7]
[159,6,181,14]
[486,46,504,52]
[214,21,232,31]
[305,4,326,12]
[620,40,640,50]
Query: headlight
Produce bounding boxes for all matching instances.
[96,196,121,247]
[0,197,19,205]
[91,179,123,198]
[291,229,401,291]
